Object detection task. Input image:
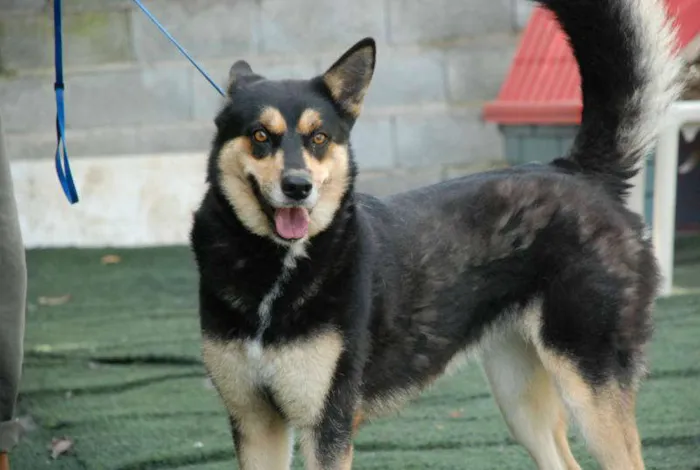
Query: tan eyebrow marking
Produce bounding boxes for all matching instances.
[259,107,287,134]
[297,108,323,134]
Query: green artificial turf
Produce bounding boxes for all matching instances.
[10,239,700,469]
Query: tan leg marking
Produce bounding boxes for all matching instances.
[619,391,645,470]
[235,411,293,470]
[338,444,354,470]
[536,348,645,470]
[481,330,582,470]
[553,410,582,470]
[352,410,365,436]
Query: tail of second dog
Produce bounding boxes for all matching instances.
[543,0,683,198]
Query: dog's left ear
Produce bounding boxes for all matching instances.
[322,37,376,117]
[227,60,264,95]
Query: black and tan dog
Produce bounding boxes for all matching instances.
[189,0,682,468]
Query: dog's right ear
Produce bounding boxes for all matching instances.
[226,60,264,95]
[321,37,376,118]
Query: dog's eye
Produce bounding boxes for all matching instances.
[312,132,328,145]
[253,130,269,143]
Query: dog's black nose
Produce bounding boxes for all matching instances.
[281,173,313,201]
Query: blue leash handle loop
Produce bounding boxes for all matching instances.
[53,0,79,204]
[51,0,225,203]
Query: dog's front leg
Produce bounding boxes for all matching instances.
[300,379,358,470]
[300,409,354,470]
[229,413,293,470]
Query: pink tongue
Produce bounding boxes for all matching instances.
[274,207,310,239]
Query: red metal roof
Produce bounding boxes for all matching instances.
[483,0,700,125]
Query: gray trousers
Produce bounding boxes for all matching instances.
[0,113,26,453]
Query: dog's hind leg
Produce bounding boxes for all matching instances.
[553,411,581,470]
[481,331,582,470]
[536,350,645,470]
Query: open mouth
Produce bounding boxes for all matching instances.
[274,207,310,240]
[248,175,310,241]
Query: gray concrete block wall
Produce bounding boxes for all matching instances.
[0,8,133,70]
[259,0,386,53]
[131,0,259,61]
[388,0,514,43]
[446,39,518,102]
[394,108,502,168]
[0,0,534,195]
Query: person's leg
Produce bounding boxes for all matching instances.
[0,113,27,469]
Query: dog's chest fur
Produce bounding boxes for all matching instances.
[202,331,342,427]
[201,242,344,427]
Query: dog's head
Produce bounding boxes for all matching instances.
[208,38,376,243]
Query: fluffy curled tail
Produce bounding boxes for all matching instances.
[537,0,683,198]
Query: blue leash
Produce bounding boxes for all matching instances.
[53,0,78,204]
[131,0,226,97]
[51,0,225,204]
